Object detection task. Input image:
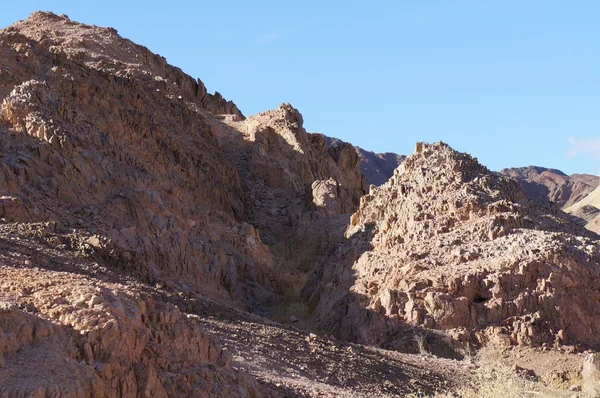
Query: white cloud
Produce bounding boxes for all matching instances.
[567,137,600,159]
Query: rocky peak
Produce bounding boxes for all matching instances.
[227,103,365,207]
[1,11,242,117]
[270,102,304,127]
[350,142,530,245]
[26,10,71,22]
[305,141,600,353]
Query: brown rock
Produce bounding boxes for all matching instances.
[500,166,598,209]
[0,12,276,308]
[325,135,406,186]
[304,142,600,353]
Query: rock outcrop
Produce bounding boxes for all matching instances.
[583,353,600,397]
[209,104,366,304]
[0,223,270,398]
[500,166,598,209]
[304,142,600,352]
[0,11,275,308]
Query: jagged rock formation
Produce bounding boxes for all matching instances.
[0,11,365,396]
[0,12,242,117]
[229,105,364,215]
[0,11,279,308]
[500,166,598,209]
[325,136,405,186]
[0,223,270,398]
[0,11,276,396]
[209,104,366,307]
[304,142,600,352]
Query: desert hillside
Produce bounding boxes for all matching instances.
[1,12,600,398]
[500,166,598,209]
[564,185,600,236]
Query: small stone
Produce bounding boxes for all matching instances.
[88,295,103,306]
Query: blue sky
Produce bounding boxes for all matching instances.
[2,1,599,175]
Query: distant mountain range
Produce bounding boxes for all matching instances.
[499,166,598,209]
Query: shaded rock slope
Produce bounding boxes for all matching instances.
[500,166,598,209]
[304,142,600,354]
[325,136,405,186]
[0,223,270,398]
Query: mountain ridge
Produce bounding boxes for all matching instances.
[500,165,598,208]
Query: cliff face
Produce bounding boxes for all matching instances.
[304,142,600,353]
[500,166,598,209]
[209,104,366,302]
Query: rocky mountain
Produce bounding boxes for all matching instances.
[0,11,366,396]
[500,166,598,208]
[2,11,600,398]
[304,142,600,354]
[0,13,281,311]
[325,136,405,186]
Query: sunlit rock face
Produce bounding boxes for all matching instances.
[304,141,600,352]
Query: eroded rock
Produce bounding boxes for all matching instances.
[304,142,600,352]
